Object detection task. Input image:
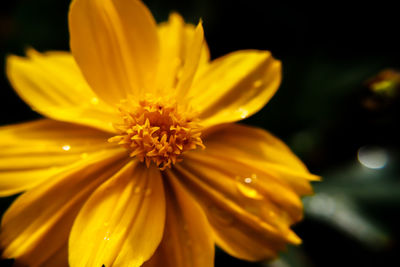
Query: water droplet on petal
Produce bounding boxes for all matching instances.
[236,183,264,200]
[91,97,99,105]
[209,206,234,226]
[134,187,141,194]
[144,188,152,197]
[80,152,89,159]
[252,79,263,88]
[237,108,249,119]
[244,205,261,216]
[103,230,111,241]
[177,69,184,79]
[235,174,264,200]
[243,177,252,184]
[173,57,182,68]
[62,145,71,151]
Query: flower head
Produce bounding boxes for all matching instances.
[108,97,204,170]
[0,0,319,266]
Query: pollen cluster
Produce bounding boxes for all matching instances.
[109,98,204,170]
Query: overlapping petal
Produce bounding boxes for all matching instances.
[202,124,320,195]
[0,119,116,197]
[41,246,69,267]
[175,22,205,99]
[156,13,210,95]
[0,150,126,267]
[6,50,118,132]
[170,124,319,261]
[189,50,282,128]
[69,0,160,103]
[69,162,165,267]
[143,171,214,267]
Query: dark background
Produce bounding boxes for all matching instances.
[1,0,400,266]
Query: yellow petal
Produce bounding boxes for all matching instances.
[156,13,210,95]
[189,50,281,128]
[175,22,205,98]
[172,164,293,261]
[6,50,118,133]
[0,150,126,267]
[171,123,319,261]
[156,13,210,99]
[69,163,165,267]
[41,246,69,267]
[155,13,185,93]
[69,0,159,103]
[0,119,117,197]
[203,123,320,195]
[183,22,210,69]
[143,170,214,267]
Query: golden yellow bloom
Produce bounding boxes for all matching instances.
[0,0,319,266]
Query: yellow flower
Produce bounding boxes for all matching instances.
[0,0,319,266]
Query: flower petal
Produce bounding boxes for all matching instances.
[171,124,319,261]
[69,163,165,267]
[203,124,320,194]
[69,0,159,103]
[190,50,281,128]
[6,50,118,132]
[175,22,205,99]
[156,13,210,94]
[0,150,126,267]
[0,119,116,197]
[41,245,69,267]
[143,171,214,267]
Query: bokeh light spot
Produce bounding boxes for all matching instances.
[357,146,388,169]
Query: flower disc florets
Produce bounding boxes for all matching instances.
[109,97,204,170]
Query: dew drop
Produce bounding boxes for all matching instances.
[62,144,71,151]
[237,107,249,119]
[244,177,252,184]
[209,206,234,226]
[103,230,111,241]
[236,183,264,200]
[244,205,260,215]
[235,174,264,200]
[173,57,182,68]
[252,79,263,88]
[144,188,152,197]
[80,152,89,159]
[134,187,141,194]
[90,97,99,105]
[177,69,184,79]
[263,210,277,222]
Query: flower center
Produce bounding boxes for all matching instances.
[108,98,204,170]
